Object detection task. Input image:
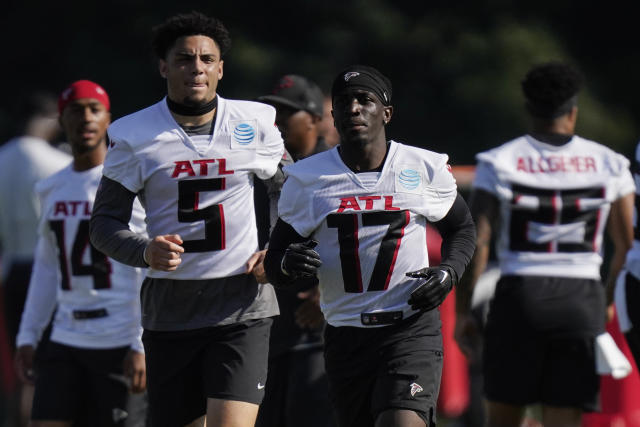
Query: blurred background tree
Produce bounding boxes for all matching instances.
[1,0,638,164]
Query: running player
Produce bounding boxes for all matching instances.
[264,65,476,427]
[14,80,147,426]
[455,62,635,427]
[89,11,284,427]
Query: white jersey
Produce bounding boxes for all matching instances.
[16,164,146,351]
[104,96,283,280]
[0,137,71,276]
[474,134,635,279]
[279,141,457,327]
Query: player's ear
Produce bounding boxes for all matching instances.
[218,60,224,81]
[383,106,393,124]
[159,60,168,78]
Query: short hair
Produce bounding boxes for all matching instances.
[16,91,58,134]
[521,61,583,119]
[151,11,232,60]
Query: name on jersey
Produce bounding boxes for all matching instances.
[53,201,91,217]
[171,159,235,178]
[516,156,596,174]
[337,196,400,213]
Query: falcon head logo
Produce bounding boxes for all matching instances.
[410,382,423,397]
[344,72,360,81]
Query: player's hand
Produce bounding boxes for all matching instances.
[143,234,184,271]
[123,350,146,393]
[295,286,325,330]
[454,313,482,363]
[14,345,36,385]
[246,250,268,284]
[406,267,453,311]
[281,240,322,280]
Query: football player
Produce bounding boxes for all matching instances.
[14,80,147,426]
[89,11,284,427]
[264,65,476,427]
[455,62,635,427]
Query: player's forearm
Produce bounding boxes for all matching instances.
[434,194,477,285]
[89,176,149,268]
[605,192,634,305]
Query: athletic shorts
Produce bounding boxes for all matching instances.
[31,341,130,425]
[324,311,442,427]
[483,275,603,411]
[142,318,272,427]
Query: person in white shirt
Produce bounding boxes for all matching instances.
[264,65,476,427]
[0,92,71,351]
[0,91,71,427]
[14,80,147,426]
[89,11,284,427]
[455,62,635,427]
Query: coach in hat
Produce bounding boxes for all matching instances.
[257,75,330,160]
[255,75,335,427]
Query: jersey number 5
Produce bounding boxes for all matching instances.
[327,210,409,293]
[50,219,111,290]
[178,178,226,252]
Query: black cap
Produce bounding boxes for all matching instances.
[257,75,324,117]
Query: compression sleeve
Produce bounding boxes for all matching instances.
[432,193,477,285]
[89,176,150,268]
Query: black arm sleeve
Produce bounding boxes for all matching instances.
[264,218,316,289]
[432,193,477,285]
[89,176,150,268]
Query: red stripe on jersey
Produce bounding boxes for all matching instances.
[592,188,605,251]
[219,204,226,250]
[384,210,410,290]
[353,214,363,293]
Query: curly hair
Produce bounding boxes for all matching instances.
[521,61,583,119]
[152,11,232,60]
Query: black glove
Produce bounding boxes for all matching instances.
[281,240,322,280]
[406,267,453,311]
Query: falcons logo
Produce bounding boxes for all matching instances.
[409,382,423,397]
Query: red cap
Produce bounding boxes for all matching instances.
[58,80,110,114]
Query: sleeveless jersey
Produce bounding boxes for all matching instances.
[279,141,457,327]
[474,134,634,279]
[16,164,146,350]
[104,96,284,280]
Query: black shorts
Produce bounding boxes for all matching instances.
[324,311,442,427]
[483,275,604,411]
[142,318,272,427]
[31,341,130,425]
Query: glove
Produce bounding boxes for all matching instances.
[281,240,322,280]
[406,267,453,311]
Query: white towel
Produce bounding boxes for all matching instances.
[595,332,632,379]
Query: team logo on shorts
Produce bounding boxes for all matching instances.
[410,382,423,397]
[230,120,257,149]
[395,167,423,194]
[344,71,360,81]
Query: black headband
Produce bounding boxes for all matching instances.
[331,65,392,106]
